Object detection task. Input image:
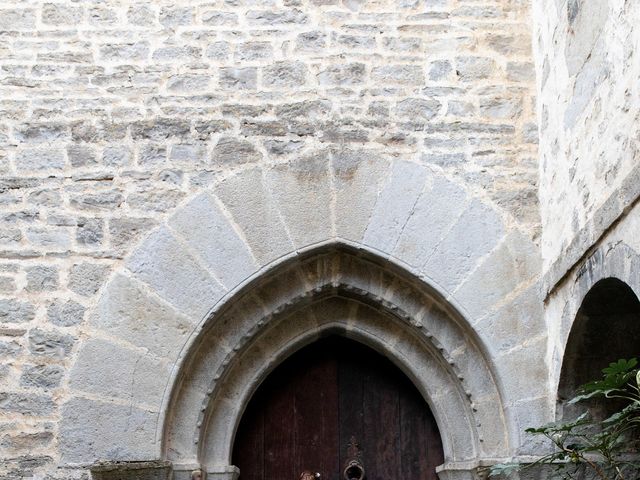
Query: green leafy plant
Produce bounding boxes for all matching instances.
[489,358,640,479]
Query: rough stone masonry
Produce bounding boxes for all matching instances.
[6,0,636,478]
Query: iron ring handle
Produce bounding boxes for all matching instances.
[343,459,365,480]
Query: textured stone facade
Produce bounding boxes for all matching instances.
[535,0,640,283]
[0,0,637,479]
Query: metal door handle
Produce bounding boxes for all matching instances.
[343,436,365,480]
[299,471,321,480]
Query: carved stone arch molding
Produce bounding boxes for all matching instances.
[166,246,506,477]
[60,157,546,480]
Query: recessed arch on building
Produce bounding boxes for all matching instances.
[60,160,546,479]
[557,276,640,420]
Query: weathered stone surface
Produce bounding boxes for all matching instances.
[363,161,428,253]
[169,194,257,288]
[60,397,157,463]
[92,274,194,357]
[214,168,294,265]
[127,227,225,319]
[100,42,149,61]
[263,61,308,88]
[0,0,565,472]
[76,217,104,246]
[47,300,85,327]
[454,232,540,320]
[396,98,441,120]
[26,265,59,292]
[317,63,365,85]
[1,431,54,450]
[371,65,424,85]
[455,56,495,81]
[20,364,64,389]
[422,200,505,292]
[246,9,308,25]
[69,191,125,211]
[15,148,65,171]
[212,137,262,165]
[131,119,190,141]
[67,145,98,168]
[0,393,55,415]
[394,175,469,268]
[108,217,156,252]
[331,151,390,242]
[14,123,69,143]
[0,300,36,323]
[265,154,333,247]
[219,67,257,90]
[68,262,110,297]
[28,328,75,358]
[0,9,36,29]
[69,338,169,404]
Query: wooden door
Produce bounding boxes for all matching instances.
[232,337,444,480]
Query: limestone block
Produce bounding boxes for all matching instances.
[393,175,468,268]
[90,461,172,480]
[20,364,64,389]
[505,396,553,456]
[69,338,169,406]
[213,168,294,266]
[262,61,308,88]
[92,273,194,358]
[454,231,540,320]
[68,262,110,297]
[265,155,333,248]
[28,328,75,358]
[472,284,545,355]
[0,9,36,29]
[100,42,150,62]
[317,63,366,85]
[0,299,36,323]
[495,336,549,402]
[169,194,257,289]
[26,265,59,292]
[27,227,70,250]
[15,148,65,171]
[60,397,158,464]
[421,200,505,293]
[0,392,54,416]
[219,68,257,90]
[127,227,225,320]
[363,160,428,253]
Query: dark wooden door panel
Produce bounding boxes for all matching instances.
[233,337,444,480]
[293,351,339,480]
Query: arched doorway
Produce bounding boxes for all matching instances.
[558,278,640,419]
[232,336,444,480]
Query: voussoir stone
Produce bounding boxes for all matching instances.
[213,168,294,266]
[126,226,226,320]
[169,194,257,288]
[363,160,429,253]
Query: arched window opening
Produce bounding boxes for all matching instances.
[558,278,640,420]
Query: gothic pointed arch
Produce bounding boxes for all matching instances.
[60,158,545,478]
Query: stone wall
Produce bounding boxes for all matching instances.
[0,0,539,478]
[534,0,640,286]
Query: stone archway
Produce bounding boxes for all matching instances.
[60,158,546,478]
[551,241,640,412]
[163,245,506,480]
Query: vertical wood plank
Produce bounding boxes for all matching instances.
[294,348,339,480]
[362,355,400,480]
[232,392,264,480]
[263,360,296,480]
